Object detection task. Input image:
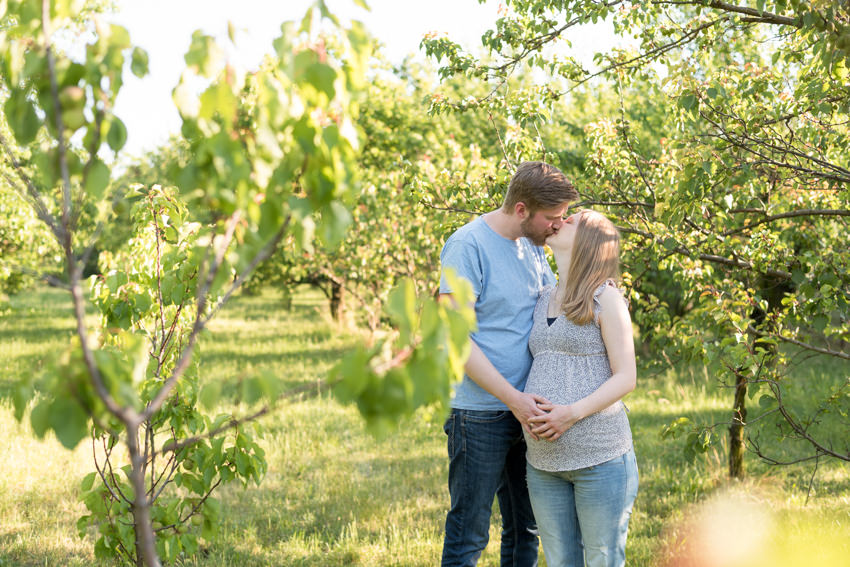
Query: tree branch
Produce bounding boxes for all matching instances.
[704,0,799,27]
[0,131,64,241]
[769,380,850,461]
[556,18,724,99]
[619,225,793,279]
[722,208,850,236]
[158,377,336,456]
[418,200,484,216]
[652,1,799,26]
[767,333,850,361]
[488,112,514,170]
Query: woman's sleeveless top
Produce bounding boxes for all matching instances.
[523,282,633,472]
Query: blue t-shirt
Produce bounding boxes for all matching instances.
[439,215,555,410]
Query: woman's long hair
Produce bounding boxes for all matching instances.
[560,210,621,325]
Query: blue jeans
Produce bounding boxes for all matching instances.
[441,409,539,567]
[526,449,638,567]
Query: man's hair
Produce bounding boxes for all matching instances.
[502,161,578,213]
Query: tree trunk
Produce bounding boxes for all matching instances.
[281,288,293,311]
[127,423,161,567]
[729,372,747,478]
[329,280,344,321]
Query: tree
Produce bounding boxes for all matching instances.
[2,1,473,565]
[423,0,850,476]
[244,54,507,328]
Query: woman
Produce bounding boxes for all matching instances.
[524,209,638,567]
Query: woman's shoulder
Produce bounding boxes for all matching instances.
[592,280,628,324]
[592,279,624,300]
[597,280,625,298]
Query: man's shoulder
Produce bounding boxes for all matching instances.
[443,217,486,249]
[448,216,486,238]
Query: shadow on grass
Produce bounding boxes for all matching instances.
[222,287,329,322]
[201,344,351,373]
[0,544,90,567]
[195,448,445,566]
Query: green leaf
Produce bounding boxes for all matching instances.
[304,62,337,99]
[84,158,110,199]
[77,515,90,538]
[49,397,90,449]
[678,93,697,110]
[199,81,237,124]
[30,400,51,438]
[130,47,149,78]
[660,416,692,439]
[332,347,376,401]
[106,118,127,152]
[61,107,86,131]
[386,278,418,342]
[52,0,85,21]
[184,31,224,78]
[240,377,264,405]
[106,24,131,50]
[12,378,33,422]
[4,88,41,145]
[299,5,314,33]
[316,0,341,25]
[758,394,776,409]
[319,200,352,247]
[80,471,97,492]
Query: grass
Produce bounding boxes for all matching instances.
[0,285,848,566]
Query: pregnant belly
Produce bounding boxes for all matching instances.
[524,358,609,404]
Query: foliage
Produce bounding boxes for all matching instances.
[1,1,473,565]
[332,270,476,435]
[0,171,60,293]
[424,0,850,474]
[72,186,264,563]
[243,57,507,328]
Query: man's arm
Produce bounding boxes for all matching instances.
[441,293,548,438]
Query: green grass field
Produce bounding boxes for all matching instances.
[1,286,847,566]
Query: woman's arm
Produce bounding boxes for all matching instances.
[529,286,637,441]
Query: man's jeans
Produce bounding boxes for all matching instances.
[526,448,639,567]
[441,409,539,567]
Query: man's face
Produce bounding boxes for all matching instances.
[545,211,582,249]
[520,204,570,246]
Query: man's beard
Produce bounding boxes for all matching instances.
[520,216,549,246]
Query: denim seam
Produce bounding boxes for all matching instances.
[458,413,467,551]
[506,465,520,566]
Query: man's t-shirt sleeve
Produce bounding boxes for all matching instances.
[439,239,482,298]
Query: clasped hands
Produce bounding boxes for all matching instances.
[513,392,578,442]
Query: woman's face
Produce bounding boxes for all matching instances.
[545,211,582,251]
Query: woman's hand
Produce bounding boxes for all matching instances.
[528,403,580,441]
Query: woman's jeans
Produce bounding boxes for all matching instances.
[441,409,539,567]
[526,448,639,567]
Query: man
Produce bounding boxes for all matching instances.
[439,161,578,566]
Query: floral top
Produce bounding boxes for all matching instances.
[523,282,633,471]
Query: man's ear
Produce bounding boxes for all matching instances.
[514,202,529,218]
